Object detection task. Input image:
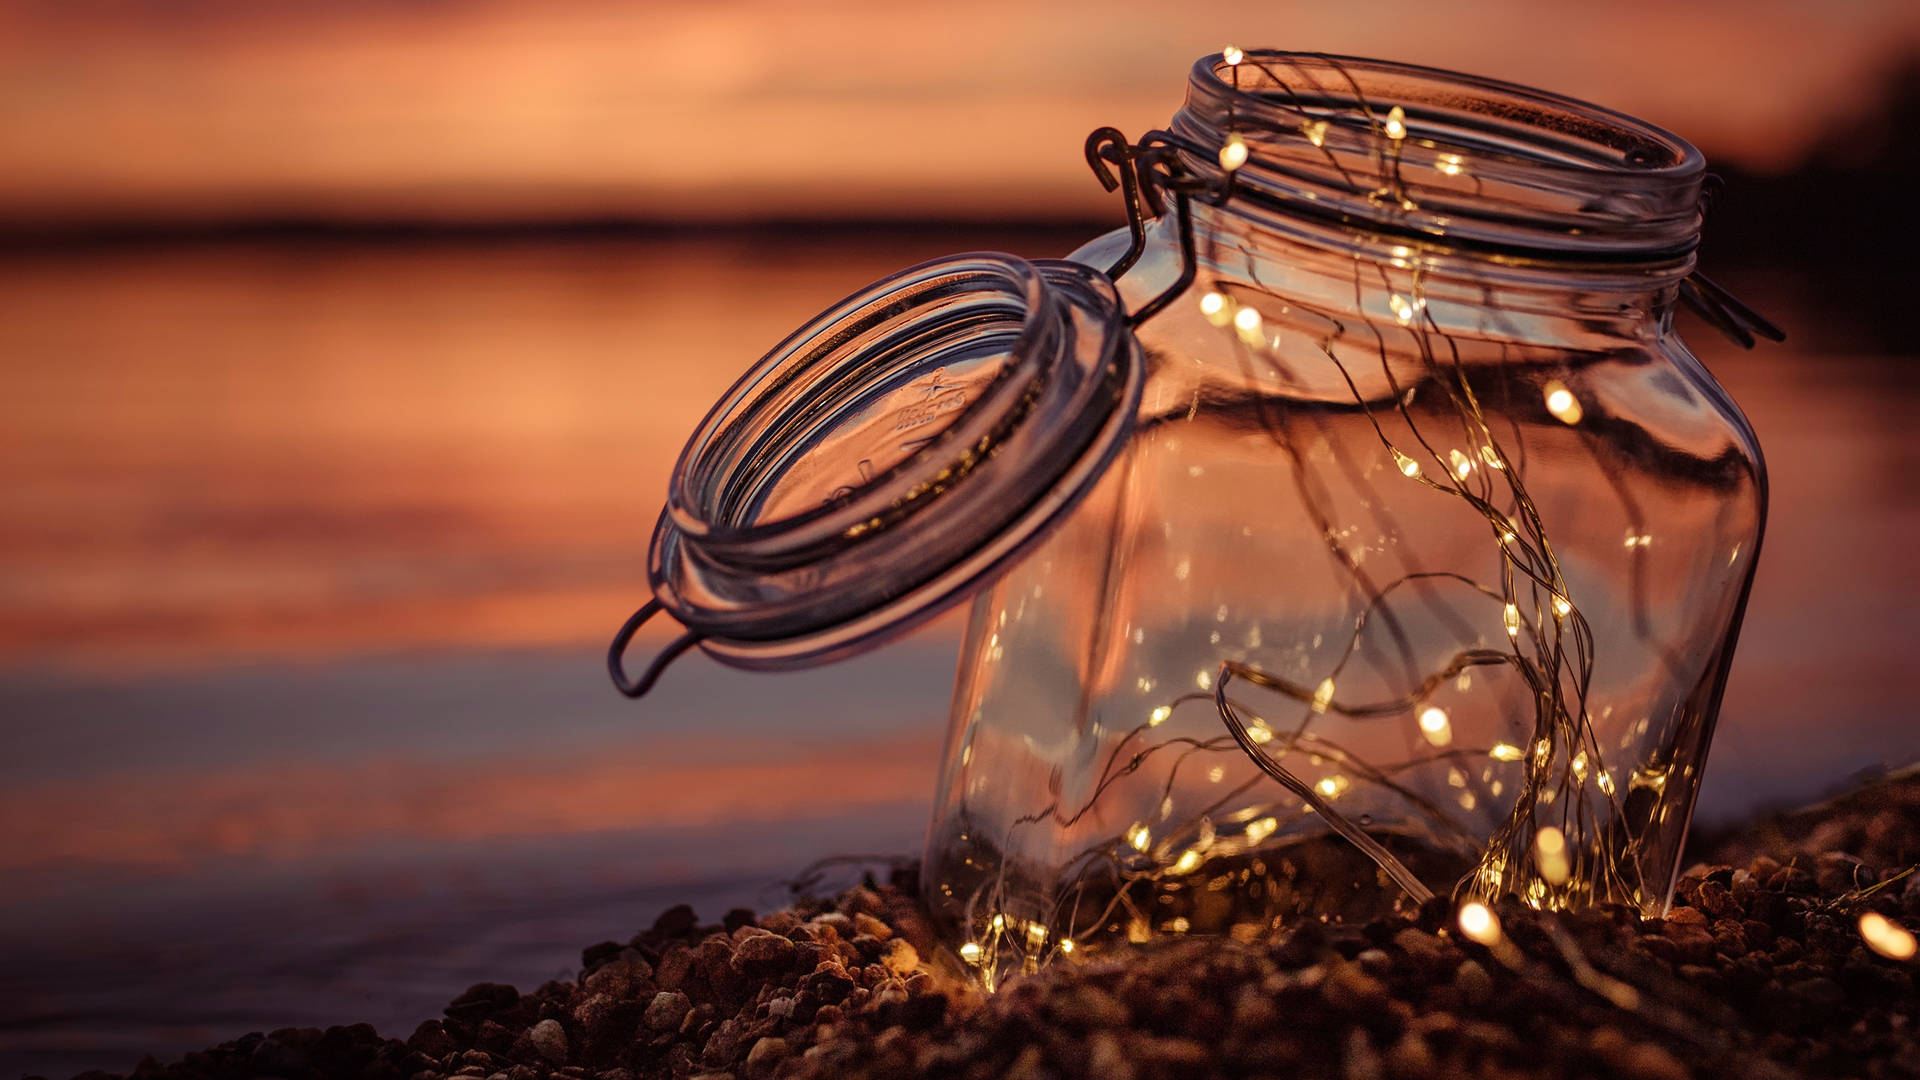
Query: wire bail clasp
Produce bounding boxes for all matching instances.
[608,599,703,699]
[1084,127,1223,328]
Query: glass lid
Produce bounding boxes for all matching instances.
[612,252,1143,694]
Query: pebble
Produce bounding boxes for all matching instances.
[645,990,691,1032]
[524,1018,567,1065]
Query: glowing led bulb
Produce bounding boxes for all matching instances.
[1384,106,1407,141]
[1480,445,1506,470]
[1220,134,1249,171]
[1534,825,1570,885]
[1552,594,1573,618]
[1222,44,1245,66]
[1315,775,1350,799]
[1543,380,1584,424]
[1310,677,1335,714]
[1246,721,1274,745]
[1126,822,1152,852]
[959,941,983,964]
[1457,902,1502,945]
[1304,119,1329,147]
[1393,449,1422,478]
[1149,705,1172,727]
[1418,706,1453,747]
[1058,937,1076,955]
[1233,304,1262,342]
[1199,291,1226,318]
[1450,448,1472,479]
[1503,602,1521,638]
[1490,743,1524,762]
[1436,152,1464,176]
[1860,912,1917,961]
[1389,293,1417,325]
[1245,816,1279,844]
[1172,849,1204,874]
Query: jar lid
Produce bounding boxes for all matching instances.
[616,253,1142,689]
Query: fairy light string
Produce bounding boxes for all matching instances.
[946,48,1767,987]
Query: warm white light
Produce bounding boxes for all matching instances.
[1436,152,1464,176]
[1058,937,1076,955]
[1389,293,1417,325]
[1172,849,1204,874]
[1220,134,1249,171]
[1233,304,1262,338]
[1418,706,1453,747]
[1490,743,1525,762]
[1311,677,1335,714]
[1450,448,1472,479]
[1199,291,1225,316]
[1304,120,1328,147]
[1543,380,1583,424]
[1503,602,1521,638]
[1384,106,1407,141]
[1457,902,1502,945]
[1481,445,1506,470]
[1149,705,1173,727]
[1394,449,1422,478]
[1127,822,1152,852]
[1861,912,1917,961]
[1222,44,1245,66]
[1315,775,1350,799]
[1535,826,1570,886]
[1552,595,1573,618]
[1246,721,1274,745]
[959,941,983,963]
[1245,816,1279,844]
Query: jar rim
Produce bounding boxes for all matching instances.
[648,255,1143,667]
[1175,50,1707,262]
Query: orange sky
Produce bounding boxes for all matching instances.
[1,0,1915,225]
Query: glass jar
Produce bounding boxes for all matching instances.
[921,53,1765,986]
[612,50,1769,995]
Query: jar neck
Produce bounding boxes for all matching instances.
[1176,199,1686,351]
[1154,51,1705,343]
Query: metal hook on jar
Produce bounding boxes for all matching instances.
[1083,127,1152,280]
[1682,174,1785,350]
[1120,133,1221,328]
[1680,272,1785,350]
[608,598,704,699]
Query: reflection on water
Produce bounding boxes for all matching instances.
[0,235,1913,1076]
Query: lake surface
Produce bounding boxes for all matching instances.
[1,232,1913,1077]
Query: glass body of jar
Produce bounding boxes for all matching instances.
[922,52,1766,987]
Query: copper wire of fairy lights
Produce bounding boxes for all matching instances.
[951,49,1782,986]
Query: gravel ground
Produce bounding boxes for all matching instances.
[58,771,1920,1080]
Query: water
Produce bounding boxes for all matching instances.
[0,234,1913,1076]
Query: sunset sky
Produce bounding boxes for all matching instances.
[2,0,1916,226]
